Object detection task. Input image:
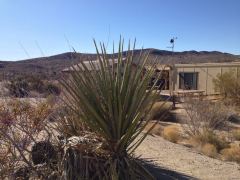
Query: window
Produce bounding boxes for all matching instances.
[179,72,198,90]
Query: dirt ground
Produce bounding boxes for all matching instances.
[136,135,240,180]
[138,102,240,180]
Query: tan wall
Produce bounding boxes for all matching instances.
[172,65,240,95]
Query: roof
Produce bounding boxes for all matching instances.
[62,58,126,72]
[174,61,240,68]
[144,64,172,71]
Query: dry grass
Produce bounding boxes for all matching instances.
[191,131,229,152]
[201,143,217,158]
[232,129,240,141]
[144,122,164,136]
[221,144,240,163]
[148,101,172,121]
[162,125,181,143]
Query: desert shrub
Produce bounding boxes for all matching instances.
[144,122,163,136]
[60,39,164,179]
[6,75,61,97]
[0,99,57,179]
[28,76,45,93]
[7,77,29,97]
[162,125,181,143]
[232,129,240,141]
[193,131,229,152]
[44,82,61,95]
[213,69,240,105]
[148,101,173,121]
[55,106,88,137]
[201,143,217,158]
[182,98,231,136]
[221,144,240,163]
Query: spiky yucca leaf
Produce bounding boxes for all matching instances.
[61,39,163,179]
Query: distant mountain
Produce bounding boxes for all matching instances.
[0,49,239,80]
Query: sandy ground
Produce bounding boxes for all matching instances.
[135,135,240,180]
[136,102,240,180]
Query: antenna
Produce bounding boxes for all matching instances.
[167,37,177,108]
[167,37,177,53]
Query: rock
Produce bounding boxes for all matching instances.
[31,141,57,165]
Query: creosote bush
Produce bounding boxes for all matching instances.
[182,98,231,137]
[213,69,240,105]
[182,98,232,158]
[60,39,163,179]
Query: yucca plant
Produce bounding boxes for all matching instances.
[61,39,163,180]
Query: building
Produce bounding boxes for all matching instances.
[171,62,240,95]
[63,60,240,96]
[62,58,126,72]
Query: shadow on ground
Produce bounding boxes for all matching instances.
[143,161,197,180]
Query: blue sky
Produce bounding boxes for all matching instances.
[0,0,239,61]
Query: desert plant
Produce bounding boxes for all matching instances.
[60,39,163,179]
[5,75,61,98]
[148,101,173,121]
[201,143,217,158]
[182,98,231,136]
[232,129,240,141]
[144,121,163,136]
[213,69,240,105]
[44,82,61,96]
[7,77,29,97]
[193,131,229,152]
[221,144,240,163]
[0,99,58,179]
[162,125,181,143]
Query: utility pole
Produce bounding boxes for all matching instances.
[167,37,177,108]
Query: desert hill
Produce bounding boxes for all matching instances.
[0,49,239,80]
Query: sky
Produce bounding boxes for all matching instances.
[0,0,239,61]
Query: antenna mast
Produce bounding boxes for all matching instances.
[167,37,177,108]
[168,37,177,53]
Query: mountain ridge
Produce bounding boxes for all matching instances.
[0,49,239,80]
